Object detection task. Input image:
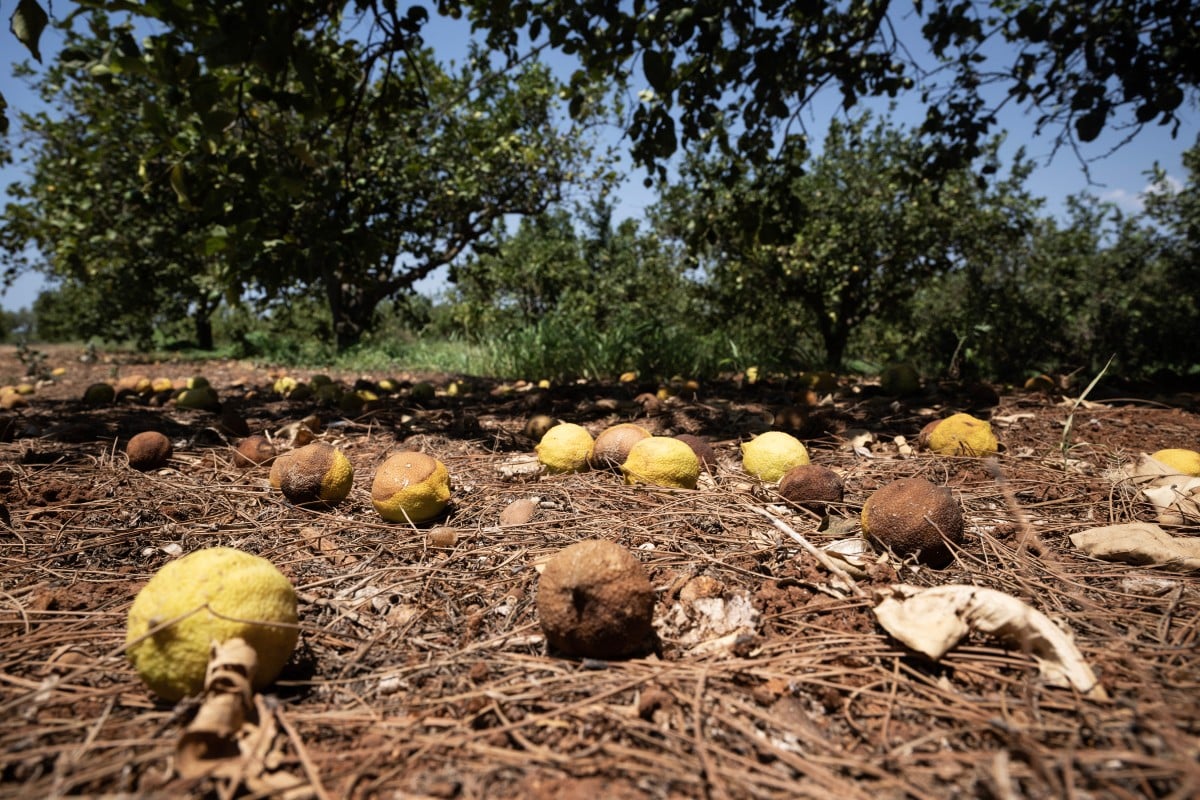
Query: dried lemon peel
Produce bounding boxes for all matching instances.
[1070,522,1200,571]
[1124,454,1200,526]
[873,584,1106,700]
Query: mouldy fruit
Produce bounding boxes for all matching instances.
[924,413,999,457]
[1024,373,1056,393]
[269,450,294,489]
[536,539,655,659]
[674,434,716,472]
[590,422,652,470]
[125,546,298,701]
[278,442,354,507]
[1151,448,1200,477]
[126,431,173,471]
[778,464,844,515]
[861,477,964,567]
[741,431,810,482]
[621,436,701,489]
[880,363,922,396]
[83,382,116,406]
[535,422,594,473]
[371,451,452,524]
[234,435,277,468]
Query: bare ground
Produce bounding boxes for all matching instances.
[1,344,1198,799]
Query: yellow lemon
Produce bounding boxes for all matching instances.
[371,451,452,523]
[621,436,701,489]
[535,422,594,473]
[1151,448,1200,476]
[125,547,298,701]
[925,413,998,456]
[741,431,810,482]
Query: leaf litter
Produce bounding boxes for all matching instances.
[1,345,1199,798]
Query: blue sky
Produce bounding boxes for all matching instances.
[2,6,1197,312]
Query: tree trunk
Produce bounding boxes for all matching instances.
[324,269,385,352]
[193,308,214,351]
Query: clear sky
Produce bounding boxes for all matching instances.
[2,6,1197,312]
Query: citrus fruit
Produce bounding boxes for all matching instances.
[778,464,844,514]
[234,435,277,467]
[278,442,354,506]
[1151,448,1200,477]
[125,547,299,701]
[535,422,594,473]
[861,477,963,567]
[621,436,701,489]
[591,423,652,470]
[740,431,810,482]
[126,431,173,471]
[924,413,998,456]
[536,539,655,659]
[371,451,452,523]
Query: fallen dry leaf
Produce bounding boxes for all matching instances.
[873,584,1106,699]
[1069,522,1200,571]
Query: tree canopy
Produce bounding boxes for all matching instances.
[7,1,1198,177]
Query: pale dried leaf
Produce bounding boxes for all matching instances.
[873,584,1106,699]
[1069,523,1200,571]
[498,497,538,527]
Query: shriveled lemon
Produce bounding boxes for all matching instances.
[741,431,810,482]
[535,422,594,473]
[621,436,701,489]
[372,451,452,523]
[125,547,298,701]
[278,442,354,506]
[591,422,652,470]
[1151,448,1200,477]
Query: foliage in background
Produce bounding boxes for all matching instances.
[657,114,1039,370]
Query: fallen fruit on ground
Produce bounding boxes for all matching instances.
[880,362,921,396]
[125,431,173,471]
[924,413,999,456]
[268,449,294,489]
[535,422,594,473]
[234,435,277,467]
[590,423,652,470]
[125,546,299,701]
[536,539,655,659]
[175,385,220,412]
[523,414,559,442]
[861,477,964,567]
[372,451,452,523]
[621,436,701,489]
[741,431,810,482]
[83,382,115,406]
[1150,448,1200,476]
[278,442,354,507]
[778,464,844,514]
[674,434,716,471]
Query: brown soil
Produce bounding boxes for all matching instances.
[2,344,1199,799]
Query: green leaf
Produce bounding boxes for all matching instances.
[9,0,49,62]
[169,162,190,206]
[642,48,673,93]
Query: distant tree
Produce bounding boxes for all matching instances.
[657,114,1038,369]
[3,14,605,350]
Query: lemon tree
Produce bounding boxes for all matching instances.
[125,547,299,701]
